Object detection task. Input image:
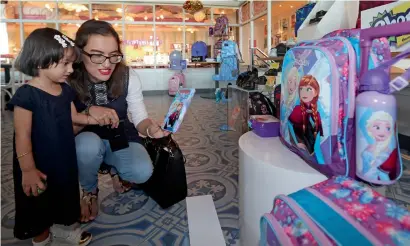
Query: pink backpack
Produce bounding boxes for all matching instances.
[168,72,186,96]
[260,176,410,246]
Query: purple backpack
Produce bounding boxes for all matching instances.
[279,28,391,179]
[214,16,229,36]
[260,176,410,246]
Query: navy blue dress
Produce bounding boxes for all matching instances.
[7,83,81,240]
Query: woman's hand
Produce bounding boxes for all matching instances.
[147,121,170,138]
[89,106,120,128]
[22,168,47,197]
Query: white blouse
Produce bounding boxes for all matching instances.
[126,69,148,127]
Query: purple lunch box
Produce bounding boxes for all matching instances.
[249,115,280,138]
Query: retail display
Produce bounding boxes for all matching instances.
[163,88,195,133]
[355,24,410,185]
[248,115,280,138]
[356,1,396,28]
[248,92,276,117]
[260,176,410,246]
[279,24,395,181]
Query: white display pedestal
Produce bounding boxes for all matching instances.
[238,132,327,246]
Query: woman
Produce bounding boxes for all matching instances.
[69,19,168,223]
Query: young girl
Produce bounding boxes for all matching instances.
[7,28,114,245]
[288,75,323,154]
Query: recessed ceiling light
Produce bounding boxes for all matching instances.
[290,6,294,8]
[144,16,148,20]
[279,5,282,7]
[261,19,264,21]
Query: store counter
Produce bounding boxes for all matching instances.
[238,132,327,246]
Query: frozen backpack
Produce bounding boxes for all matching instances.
[260,176,410,246]
[191,41,208,62]
[279,27,391,179]
[212,40,239,81]
[214,15,229,36]
[168,72,186,96]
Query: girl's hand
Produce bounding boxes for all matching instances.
[89,106,120,128]
[22,168,47,197]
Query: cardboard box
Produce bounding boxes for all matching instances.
[361,0,410,52]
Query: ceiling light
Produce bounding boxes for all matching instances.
[290,6,294,8]
[76,24,80,27]
[95,16,99,20]
[178,27,181,31]
[114,23,118,26]
[116,8,123,13]
[160,15,164,19]
[144,16,148,20]
[279,5,282,7]
[262,19,264,21]
[157,17,159,20]
[190,30,194,33]
[221,10,225,14]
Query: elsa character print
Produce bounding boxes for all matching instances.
[164,102,183,129]
[288,75,323,154]
[281,66,300,141]
[361,111,397,181]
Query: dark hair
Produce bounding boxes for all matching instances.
[15,28,79,77]
[68,19,127,102]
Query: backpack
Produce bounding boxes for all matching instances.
[248,92,276,117]
[214,15,229,36]
[168,72,186,96]
[191,41,208,62]
[260,176,410,246]
[280,28,391,179]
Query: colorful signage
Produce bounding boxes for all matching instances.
[361,1,410,52]
[123,39,162,47]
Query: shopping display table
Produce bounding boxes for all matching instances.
[238,131,327,246]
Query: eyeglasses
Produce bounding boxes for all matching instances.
[81,50,123,64]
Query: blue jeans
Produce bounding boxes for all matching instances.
[75,132,153,193]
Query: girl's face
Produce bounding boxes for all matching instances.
[43,48,76,83]
[369,120,392,142]
[287,72,297,94]
[82,34,121,82]
[299,85,317,103]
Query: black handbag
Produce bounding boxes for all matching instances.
[140,135,188,209]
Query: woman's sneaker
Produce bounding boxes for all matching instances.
[50,223,92,245]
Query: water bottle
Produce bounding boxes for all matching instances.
[355,68,408,185]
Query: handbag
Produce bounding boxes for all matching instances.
[140,134,188,209]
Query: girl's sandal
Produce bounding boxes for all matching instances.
[111,174,132,194]
[81,189,99,222]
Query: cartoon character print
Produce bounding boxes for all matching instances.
[360,111,397,181]
[164,102,183,129]
[288,75,323,154]
[281,66,300,141]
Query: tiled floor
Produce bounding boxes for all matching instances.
[1,95,241,246]
[1,94,410,245]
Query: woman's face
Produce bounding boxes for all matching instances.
[287,73,297,94]
[299,85,317,103]
[369,120,392,142]
[82,34,120,82]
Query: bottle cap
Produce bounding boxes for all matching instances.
[359,68,391,94]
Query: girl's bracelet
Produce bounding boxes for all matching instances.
[17,150,32,159]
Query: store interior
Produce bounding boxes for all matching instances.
[1,0,410,246]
